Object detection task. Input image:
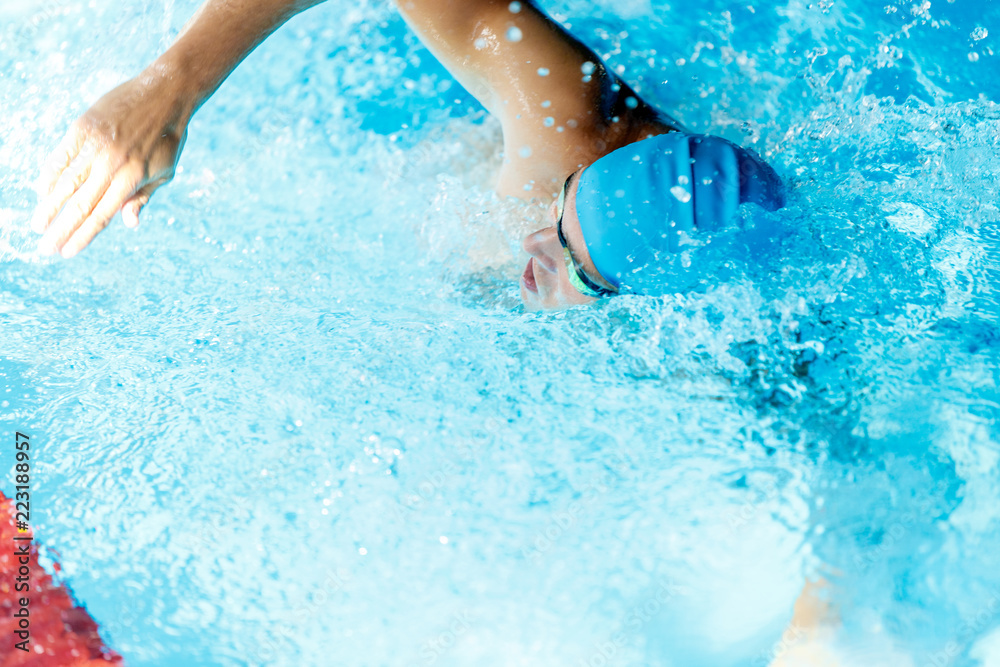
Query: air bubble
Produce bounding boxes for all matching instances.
[701,177,713,186]
[972,27,988,41]
[506,26,523,42]
[581,61,596,75]
[670,186,692,203]
[678,175,689,186]
[969,52,980,62]
[537,67,550,76]
[509,1,522,13]
[625,96,638,109]
[541,100,551,108]
[474,37,488,50]
[543,117,555,127]
[519,145,533,158]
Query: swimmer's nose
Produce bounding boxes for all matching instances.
[523,227,559,273]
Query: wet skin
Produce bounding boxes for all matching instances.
[519,169,617,311]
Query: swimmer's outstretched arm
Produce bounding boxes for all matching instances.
[34,0,673,257]
[32,0,325,258]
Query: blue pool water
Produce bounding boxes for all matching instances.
[2,0,1000,665]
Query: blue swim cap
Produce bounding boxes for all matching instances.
[575,132,785,295]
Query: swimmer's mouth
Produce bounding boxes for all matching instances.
[522,258,538,293]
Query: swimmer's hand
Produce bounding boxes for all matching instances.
[31,69,190,258]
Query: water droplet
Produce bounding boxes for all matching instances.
[506,26,523,42]
[519,145,532,158]
[678,175,689,186]
[543,117,555,127]
[474,37,488,50]
[625,96,638,109]
[581,61,596,75]
[537,67,550,76]
[508,1,522,13]
[670,185,692,203]
[972,27,988,41]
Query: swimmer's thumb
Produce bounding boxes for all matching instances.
[121,183,157,229]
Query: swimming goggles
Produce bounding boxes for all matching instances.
[555,176,618,299]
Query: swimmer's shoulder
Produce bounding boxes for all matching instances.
[496,88,686,200]
[393,0,684,199]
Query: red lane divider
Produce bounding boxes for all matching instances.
[0,490,123,666]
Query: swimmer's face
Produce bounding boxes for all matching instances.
[520,170,616,311]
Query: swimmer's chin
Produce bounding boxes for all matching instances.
[520,285,549,312]
[520,285,592,312]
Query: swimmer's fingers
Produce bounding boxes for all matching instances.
[121,182,161,229]
[59,176,148,258]
[31,144,95,235]
[37,166,116,255]
[34,123,87,199]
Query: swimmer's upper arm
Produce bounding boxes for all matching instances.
[395,0,633,192]
[396,0,609,117]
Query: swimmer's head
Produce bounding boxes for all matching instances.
[520,169,616,310]
[520,132,785,309]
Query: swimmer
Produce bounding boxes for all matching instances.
[31,0,783,312]
[32,1,835,661]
